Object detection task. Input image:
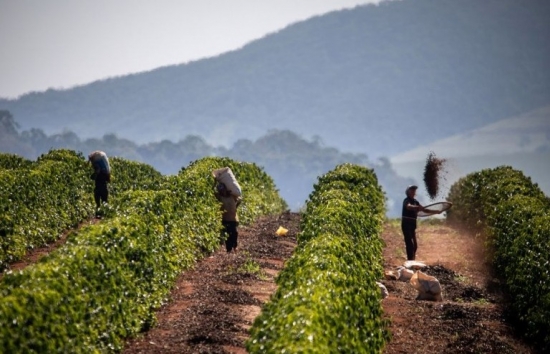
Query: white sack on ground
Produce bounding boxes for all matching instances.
[403,260,427,270]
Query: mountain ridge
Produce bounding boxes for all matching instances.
[1,0,549,158]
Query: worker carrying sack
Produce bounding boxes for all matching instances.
[88,151,111,174]
[212,167,242,197]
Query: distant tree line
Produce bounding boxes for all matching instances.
[1,110,413,215]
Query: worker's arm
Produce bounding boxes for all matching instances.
[411,204,444,215]
[406,203,424,212]
[235,196,242,208]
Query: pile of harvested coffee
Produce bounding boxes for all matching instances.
[423,151,447,200]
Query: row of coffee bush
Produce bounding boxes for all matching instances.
[447,166,550,350]
[247,163,389,353]
[0,150,94,269]
[0,154,287,352]
[0,150,163,270]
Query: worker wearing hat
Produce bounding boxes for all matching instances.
[401,185,425,260]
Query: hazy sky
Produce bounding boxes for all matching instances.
[0,0,382,99]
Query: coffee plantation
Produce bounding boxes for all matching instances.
[0,151,286,352]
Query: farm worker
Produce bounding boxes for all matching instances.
[214,182,242,253]
[88,151,111,218]
[401,185,425,260]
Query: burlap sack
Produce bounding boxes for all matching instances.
[410,271,443,302]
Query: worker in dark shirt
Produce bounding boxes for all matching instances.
[88,151,111,218]
[401,185,443,260]
[401,185,425,260]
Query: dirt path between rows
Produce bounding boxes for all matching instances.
[123,211,301,354]
[380,220,535,354]
[2,212,537,353]
[0,217,100,278]
[122,215,536,354]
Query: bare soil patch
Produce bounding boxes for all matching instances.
[122,216,536,354]
[381,220,535,354]
[122,211,300,354]
[0,217,100,278]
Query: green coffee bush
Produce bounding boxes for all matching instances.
[489,195,550,349]
[0,150,92,268]
[247,163,389,353]
[0,155,286,352]
[446,166,550,350]
[0,150,170,269]
[446,166,546,232]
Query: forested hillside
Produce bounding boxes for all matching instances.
[0,112,413,215]
[1,0,548,158]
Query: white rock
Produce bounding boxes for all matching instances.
[376,281,389,299]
